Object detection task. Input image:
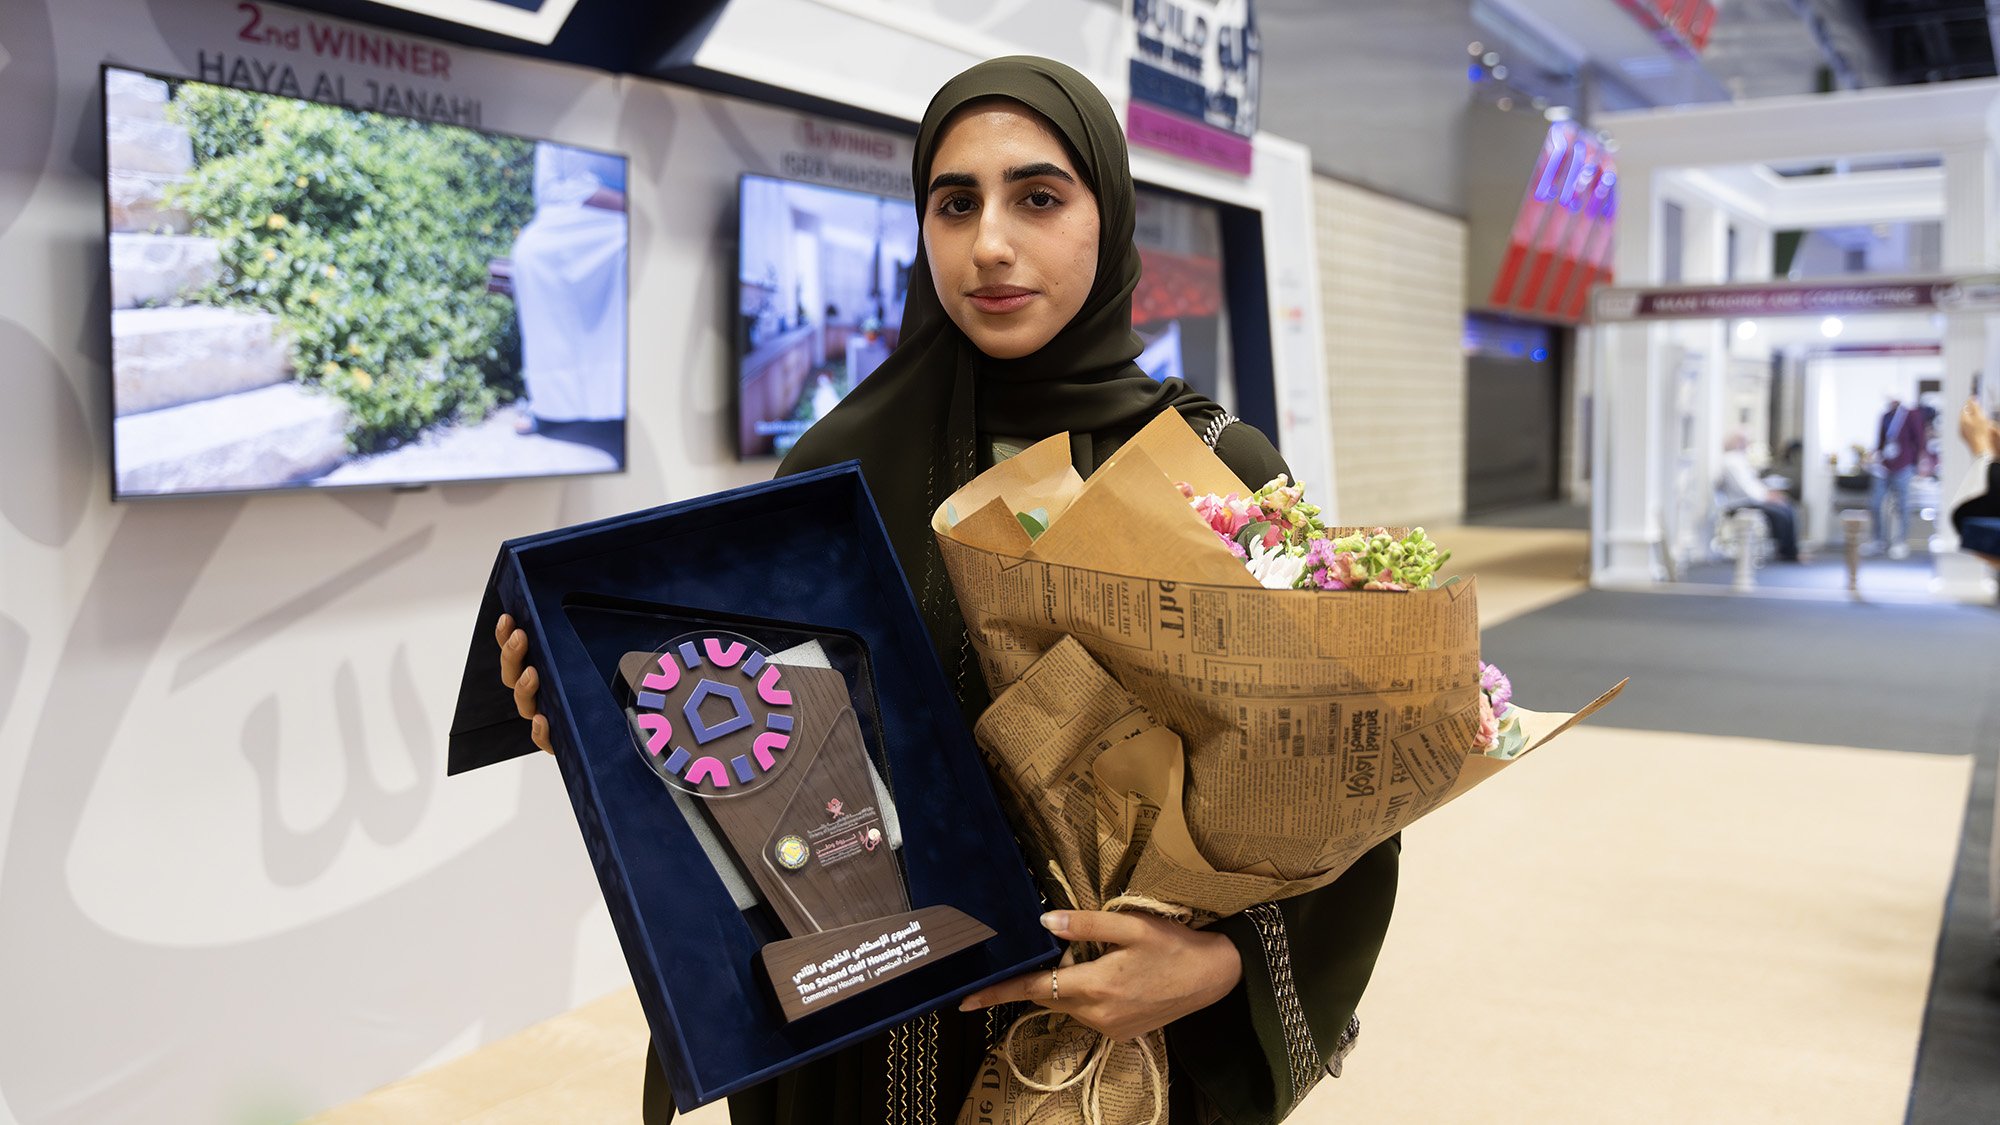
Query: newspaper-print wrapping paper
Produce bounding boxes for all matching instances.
[934,413,1621,1125]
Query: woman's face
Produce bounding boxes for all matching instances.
[923,103,1100,360]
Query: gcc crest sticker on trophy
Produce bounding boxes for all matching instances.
[616,628,995,1021]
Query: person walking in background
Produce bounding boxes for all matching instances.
[1872,394,1925,559]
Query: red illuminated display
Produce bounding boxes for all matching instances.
[1612,0,1716,54]
[1133,246,1223,326]
[1487,122,1618,325]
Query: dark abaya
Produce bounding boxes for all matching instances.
[639,56,1398,1125]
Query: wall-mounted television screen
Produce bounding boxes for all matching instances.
[1132,187,1232,410]
[735,173,920,460]
[104,64,628,499]
[733,175,1238,459]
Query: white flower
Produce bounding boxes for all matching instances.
[1246,538,1305,589]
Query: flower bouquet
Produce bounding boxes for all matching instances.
[931,412,1621,1125]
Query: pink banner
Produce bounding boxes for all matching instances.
[1126,101,1253,176]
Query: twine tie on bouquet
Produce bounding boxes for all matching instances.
[998,1009,1164,1125]
[981,877,1186,1125]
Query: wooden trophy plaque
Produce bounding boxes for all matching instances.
[617,631,994,1021]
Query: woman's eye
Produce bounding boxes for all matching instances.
[936,196,975,216]
[1025,190,1059,209]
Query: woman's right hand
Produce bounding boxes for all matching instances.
[495,613,553,753]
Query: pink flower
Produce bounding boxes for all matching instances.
[1478,661,1512,717]
[1191,492,1262,538]
[1474,690,1498,750]
[1362,569,1406,592]
[1304,545,1371,590]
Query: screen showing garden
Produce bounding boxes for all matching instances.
[105,66,629,499]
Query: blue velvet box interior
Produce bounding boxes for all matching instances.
[448,464,1056,1109]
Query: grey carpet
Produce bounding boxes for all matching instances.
[1479,589,2000,1125]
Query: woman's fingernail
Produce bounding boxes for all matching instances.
[1040,911,1065,932]
[508,630,524,650]
[958,997,977,1011]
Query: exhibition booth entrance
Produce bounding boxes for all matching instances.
[1588,79,2000,603]
[1595,284,1976,599]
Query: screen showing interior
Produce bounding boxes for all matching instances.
[106,65,629,499]
[736,173,920,460]
[734,177,1234,459]
[1132,187,1232,410]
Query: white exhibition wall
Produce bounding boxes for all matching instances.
[0,1,1340,1120]
[0,1,932,1120]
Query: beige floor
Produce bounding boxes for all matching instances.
[1293,727,1971,1125]
[1430,525,1591,628]
[320,526,1971,1124]
[304,987,676,1125]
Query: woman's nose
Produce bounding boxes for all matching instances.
[972,211,1013,269]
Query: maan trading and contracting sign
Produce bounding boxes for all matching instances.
[1592,276,2000,321]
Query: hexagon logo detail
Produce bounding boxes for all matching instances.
[683,679,752,744]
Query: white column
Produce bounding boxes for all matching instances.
[1252,135,1337,521]
[1570,324,1596,504]
[1594,168,1666,585]
[1690,202,1732,566]
[1595,319,1668,584]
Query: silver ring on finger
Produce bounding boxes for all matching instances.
[1049,969,1059,1002]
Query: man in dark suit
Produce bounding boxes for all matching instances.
[1873,395,1926,559]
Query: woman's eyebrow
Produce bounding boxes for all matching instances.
[927,171,978,194]
[1004,162,1075,185]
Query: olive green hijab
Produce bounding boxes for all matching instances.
[779,55,1232,673]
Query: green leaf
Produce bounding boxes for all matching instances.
[1487,717,1530,760]
[1015,508,1049,540]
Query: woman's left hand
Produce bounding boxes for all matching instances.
[958,910,1242,1041]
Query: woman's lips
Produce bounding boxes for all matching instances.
[967,287,1036,314]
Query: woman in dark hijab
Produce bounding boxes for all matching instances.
[503,55,1397,1125]
[778,56,1286,703]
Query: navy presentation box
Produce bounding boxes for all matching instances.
[448,464,1056,1109]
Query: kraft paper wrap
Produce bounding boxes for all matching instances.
[935,413,1621,1125]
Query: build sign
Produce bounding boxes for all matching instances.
[1125,0,1259,176]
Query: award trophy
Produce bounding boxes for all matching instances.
[615,627,994,1021]
[451,465,1057,1107]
